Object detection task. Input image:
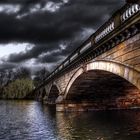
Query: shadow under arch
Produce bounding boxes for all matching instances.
[42,88,47,99]
[64,60,140,110]
[48,84,60,104]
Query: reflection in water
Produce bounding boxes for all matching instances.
[56,111,140,140]
[0,100,140,140]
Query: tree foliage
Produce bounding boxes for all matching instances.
[0,66,50,99]
[2,78,34,99]
[0,67,31,87]
[15,67,31,80]
[0,67,33,99]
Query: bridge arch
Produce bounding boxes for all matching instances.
[64,60,140,109]
[41,87,47,99]
[86,60,140,89]
[65,60,140,99]
[47,83,60,104]
[64,67,84,98]
[48,82,61,95]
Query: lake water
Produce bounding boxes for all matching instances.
[0,100,140,140]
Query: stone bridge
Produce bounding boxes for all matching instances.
[34,3,140,111]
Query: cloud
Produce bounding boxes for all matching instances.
[0,4,21,14]
[0,0,125,72]
[0,42,34,58]
[0,61,17,71]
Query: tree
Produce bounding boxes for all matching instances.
[0,69,15,86]
[0,67,31,87]
[14,67,31,80]
[33,68,49,87]
[2,78,34,99]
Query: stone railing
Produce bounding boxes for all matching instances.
[95,22,115,43]
[45,3,140,82]
[121,4,139,22]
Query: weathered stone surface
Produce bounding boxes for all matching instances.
[38,33,140,111]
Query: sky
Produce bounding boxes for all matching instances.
[0,0,125,73]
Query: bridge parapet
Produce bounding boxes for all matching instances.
[95,21,115,43]
[37,3,140,93]
[32,2,140,111]
[122,4,139,22]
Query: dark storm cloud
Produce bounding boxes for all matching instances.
[0,0,125,43]
[0,0,40,4]
[7,43,58,63]
[38,52,65,63]
[0,62,16,71]
[0,0,125,71]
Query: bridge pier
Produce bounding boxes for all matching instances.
[56,99,140,112]
[56,102,99,112]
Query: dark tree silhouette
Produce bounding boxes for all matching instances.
[15,67,31,80]
[33,68,49,87]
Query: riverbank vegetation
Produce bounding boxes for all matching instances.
[2,78,33,99]
[0,67,49,99]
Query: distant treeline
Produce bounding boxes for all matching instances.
[0,67,49,99]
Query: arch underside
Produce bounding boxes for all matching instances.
[48,85,59,104]
[41,88,47,100]
[66,70,140,110]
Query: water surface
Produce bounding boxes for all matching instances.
[0,100,140,140]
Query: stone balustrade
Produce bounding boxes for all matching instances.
[43,3,140,83]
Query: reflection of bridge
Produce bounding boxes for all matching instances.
[34,4,140,111]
